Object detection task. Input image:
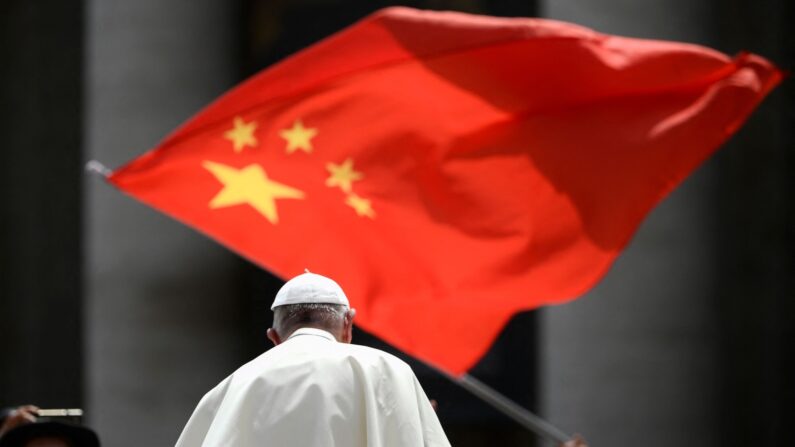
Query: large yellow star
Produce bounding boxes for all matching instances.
[224,117,258,153]
[203,161,304,224]
[280,119,317,154]
[345,193,375,219]
[326,158,363,193]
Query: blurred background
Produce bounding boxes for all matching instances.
[1,0,792,446]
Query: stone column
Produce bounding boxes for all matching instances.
[85,1,243,445]
[537,1,721,446]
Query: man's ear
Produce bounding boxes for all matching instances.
[342,308,356,344]
[267,328,282,346]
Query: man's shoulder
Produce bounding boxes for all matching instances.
[340,343,414,373]
[230,339,415,382]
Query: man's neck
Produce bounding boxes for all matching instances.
[286,327,339,342]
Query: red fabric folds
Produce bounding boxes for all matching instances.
[109,7,782,375]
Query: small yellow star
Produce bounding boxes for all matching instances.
[224,117,258,153]
[326,158,363,193]
[280,119,318,154]
[345,193,375,219]
[203,161,304,224]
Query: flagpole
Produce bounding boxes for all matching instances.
[425,363,572,444]
[85,160,112,178]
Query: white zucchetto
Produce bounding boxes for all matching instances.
[271,271,350,309]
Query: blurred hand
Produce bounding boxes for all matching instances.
[561,434,588,447]
[0,405,39,437]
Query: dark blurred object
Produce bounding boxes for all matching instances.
[0,422,99,447]
[0,406,38,438]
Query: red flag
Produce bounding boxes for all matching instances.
[109,7,782,375]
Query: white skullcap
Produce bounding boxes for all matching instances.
[271,271,350,310]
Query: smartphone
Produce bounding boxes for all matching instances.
[35,409,83,425]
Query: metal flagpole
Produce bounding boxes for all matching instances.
[425,363,573,445]
[86,160,112,178]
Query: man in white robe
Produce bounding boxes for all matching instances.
[175,272,451,447]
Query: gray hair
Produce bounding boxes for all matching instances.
[272,303,347,336]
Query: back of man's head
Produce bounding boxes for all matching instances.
[267,272,356,345]
[272,303,347,338]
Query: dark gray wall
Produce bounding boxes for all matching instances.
[715,1,794,444]
[0,0,83,408]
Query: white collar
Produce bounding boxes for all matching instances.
[286,327,337,342]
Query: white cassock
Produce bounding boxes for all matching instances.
[175,327,451,447]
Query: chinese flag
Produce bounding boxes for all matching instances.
[109,7,781,375]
